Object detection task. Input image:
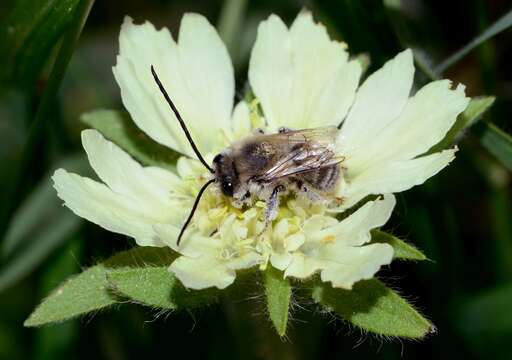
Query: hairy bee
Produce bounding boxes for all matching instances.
[151,66,343,245]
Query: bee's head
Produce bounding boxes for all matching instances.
[213,153,239,197]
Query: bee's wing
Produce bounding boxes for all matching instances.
[255,127,343,182]
[278,126,339,149]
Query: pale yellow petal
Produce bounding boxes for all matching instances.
[113,15,234,157]
[81,129,170,204]
[170,255,235,290]
[329,194,396,246]
[53,169,164,246]
[339,49,414,156]
[319,243,394,289]
[346,81,469,173]
[343,149,456,208]
[249,12,361,130]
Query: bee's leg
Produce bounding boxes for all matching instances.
[293,179,326,204]
[262,184,285,231]
[278,127,293,133]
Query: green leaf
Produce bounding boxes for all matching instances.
[32,240,82,359]
[476,121,512,171]
[310,278,435,339]
[435,9,512,74]
[81,109,179,171]
[428,96,495,154]
[0,155,89,292]
[0,0,82,86]
[370,230,427,261]
[103,246,176,268]
[108,267,219,309]
[24,246,175,327]
[24,264,116,327]
[263,266,292,337]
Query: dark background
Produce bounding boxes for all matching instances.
[0,0,511,359]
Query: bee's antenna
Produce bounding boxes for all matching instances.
[151,65,214,173]
[177,178,216,246]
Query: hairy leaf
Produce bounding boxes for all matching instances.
[108,267,219,309]
[263,267,292,337]
[24,247,175,327]
[24,264,116,327]
[310,278,435,339]
[370,230,427,261]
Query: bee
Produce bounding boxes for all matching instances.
[151,66,343,245]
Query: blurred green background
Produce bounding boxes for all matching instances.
[1,0,511,359]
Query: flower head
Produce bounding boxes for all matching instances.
[53,12,468,290]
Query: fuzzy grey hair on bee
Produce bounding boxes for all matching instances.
[151,66,343,247]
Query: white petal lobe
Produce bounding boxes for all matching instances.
[52,170,163,246]
[345,81,469,173]
[170,256,236,290]
[285,196,396,287]
[340,49,414,155]
[344,149,457,208]
[319,243,394,289]
[81,129,168,203]
[113,15,234,157]
[333,194,396,246]
[371,82,468,162]
[249,12,361,130]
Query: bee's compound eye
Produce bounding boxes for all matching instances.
[213,154,223,164]
[221,180,234,196]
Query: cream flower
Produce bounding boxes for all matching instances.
[53,12,467,290]
[249,13,470,209]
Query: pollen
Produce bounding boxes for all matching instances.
[322,234,336,243]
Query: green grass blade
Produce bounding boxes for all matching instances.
[2,155,88,257]
[217,0,248,61]
[81,109,178,171]
[0,155,89,292]
[370,230,427,261]
[0,0,94,244]
[435,9,512,74]
[310,278,435,339]
[477,121,512,171]
[0,0,82,86]
[263,267,292,337]
[0,215,80,294]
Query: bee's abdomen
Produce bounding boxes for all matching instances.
[302,164,340,191]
